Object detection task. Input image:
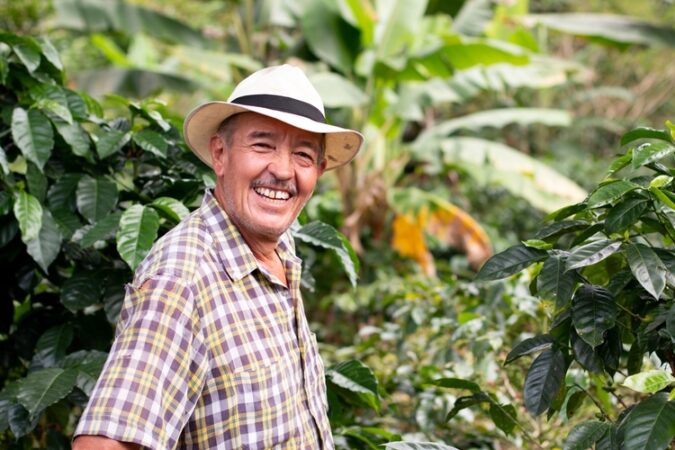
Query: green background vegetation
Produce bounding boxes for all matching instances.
[0,0,674,449]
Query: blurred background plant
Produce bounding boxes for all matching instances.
[0,0,673,448]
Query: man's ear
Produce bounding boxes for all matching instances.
[317,159,327,177]
[209,135,226,176]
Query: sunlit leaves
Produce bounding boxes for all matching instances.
[620,127,671,146]
[13,191,42,241]
[572,285,616,348]
[25,209,63,272]
[116,204,160,270]
[587,180,640,207]
[632,141,674,169]
[326,360,381,413]
[150,197,189,223]
[623,370,675,394]
[565,240,621,271]
[523,349,566,416]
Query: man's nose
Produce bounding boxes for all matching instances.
[267,148,293,179]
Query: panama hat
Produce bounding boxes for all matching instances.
[183,64,364,170]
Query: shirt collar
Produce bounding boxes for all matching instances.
[199,190,301,282]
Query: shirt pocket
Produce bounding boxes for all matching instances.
[231,358,296,448]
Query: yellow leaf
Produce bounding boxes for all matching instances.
[391,210,435,276]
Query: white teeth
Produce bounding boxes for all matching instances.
[255,187,290,200]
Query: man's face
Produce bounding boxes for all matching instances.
[210,112,326,245]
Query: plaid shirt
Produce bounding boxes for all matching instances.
[75,190,333,449]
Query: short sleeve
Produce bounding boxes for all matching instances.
[74,277,208,450]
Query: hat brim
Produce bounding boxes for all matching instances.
[183,101,363,170]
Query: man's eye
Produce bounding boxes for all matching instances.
[253,142,273,149]
[296,151,315,161]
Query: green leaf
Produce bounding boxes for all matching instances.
[632,141,675,169]
[16,368,77,419]
[606,151,632,177]
[626,243,667,300]
[445,392,491,421]
[76,176,118,223]
[385,442,459,450]
[116,204,160,270]
[31,84,73,125]
[77,211,123,248]
[563,421,610,450]
[309,72,368,108]
[522,239,552,250]
[47,173,81,210]
[604,197,649,234]
[534,220,589,240]
[505,335,555,365]
[133,129,168,158]
[587,180,641,208]
[537,256,577,309]
[429,378,481,394]
[524,349,566,416]
[25,208,63,272]
[32,325,74,369]
[650,186,675,210]
[621,127,672,146]
[453,0,494,36]
[13,191,42,241]
[476,244,547,280]
[36,36,63,71]
[62,350,108,396]
[489,403,518,435]
[0,144,9,175]
[7,403,38,437]
[596,425,619,450]
[293,221,359,287]
[11,108,54,171]
[566,390,587,419]
[621,393,675,450]
[566,239,622,271]
[96,128,130,159]
[300,1,356,74]
[150,197,189,223]
[571,330,604,373]
[61,269,104,312]
[572,285,616,348]
[623,370,675,394]
[51,118,91,159]
[327,360,380,413]
[12,38,41,73]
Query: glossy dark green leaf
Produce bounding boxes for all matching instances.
[429,378,481,393]
[76,176,118,223]
[62,350,108,396]
[96,128,130,159]
[116,204,160,270]
[47,173,81,211]
[294,221,359,287]
[445,393,491,421]
[598,328,621,375]
[51,208,82,241]
[632,141,675,169]
[620,127,672,146]
[77,211,122,248]
[36,36,63,71]
[537,255,577,309]
[7,403,39,437]
[606,151,633,177]
[587,180,640,208]
[566,390,587,419]
[13,191,42,241]
[52,117,91,159]
[25,208,62,272]
[489,403,517,435]
[133,129,168,158]
[31,84,73,124]
[16,368,77,419]
[524,349,566,416]
[505,334,554,365]
[31,325,74,369]
[572,285,616,348]
[626,243,667,299]
[12,38,41,73]
[60,269,104,312]
[327,360,380,413]
[11,107,54,171]
[534,220,589,240]
[627,339,646,375]
[621,393,675,450]
[476,244,547,280]
[563,421,610,450]
[151,197,189,223]
[604,197,649,234]
[595,424,618,450]
[566,239,621,271]
[571,330,603,373]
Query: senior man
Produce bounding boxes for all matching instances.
[73,65,363,450]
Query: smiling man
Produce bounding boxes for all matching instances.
[73,65,363,450]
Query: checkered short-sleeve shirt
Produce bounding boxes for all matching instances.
[74,190,333,449]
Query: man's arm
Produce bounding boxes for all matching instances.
[73,435,140,450]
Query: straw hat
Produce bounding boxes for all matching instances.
[183,64,363,170]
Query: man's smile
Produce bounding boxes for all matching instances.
[254,186,291,200]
